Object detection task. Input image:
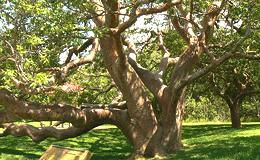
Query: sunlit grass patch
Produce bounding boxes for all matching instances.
[0,123,259,160]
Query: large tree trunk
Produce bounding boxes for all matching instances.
[99,33,200,158]
[145,89,185,157]
[143,46,201,156]
[225,97,242,128]
[99,35,158,158]
[229,101,242,128]
[87,1,224,158]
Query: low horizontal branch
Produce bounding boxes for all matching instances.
[0,89,127,128]
[0,124,90,142]
[80,101,127,110]
[0,112,18,124]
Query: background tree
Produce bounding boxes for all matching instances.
[0,0,259,159]
[188,0,260,128]
[208,60,260,128]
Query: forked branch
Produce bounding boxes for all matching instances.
[177,27,252,89]
[122,37,166,98]
[203,0,227,43]
[157,32,179,78]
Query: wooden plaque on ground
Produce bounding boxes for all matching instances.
[39,145,92,160]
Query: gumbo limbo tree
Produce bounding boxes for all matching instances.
[188,59,260,128]
[207,60,260,128]
[188,1,260,128]
[0,0,259,158]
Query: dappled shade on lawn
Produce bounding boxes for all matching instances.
[0,123,259,160]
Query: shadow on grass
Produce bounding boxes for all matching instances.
[183,123,260,138]
[0,127,132,160]
[173,124,260,160]
[174,136,260,160]
[88,135,131,159]
[0,148,39,159]
[57,128,133,160]
[0,124,259,160]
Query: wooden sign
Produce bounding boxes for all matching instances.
[39,145,92,160]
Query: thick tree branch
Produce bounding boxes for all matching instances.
[81,101,127,110]
[122,38,166,99]
[0,89,127,128]
[64,38,94,64]
[101,0,120,28]
[177,28,251,89]
[129,58,166,98]
[171,16,190,43]
[203,0,227,43]
[157,32,180,78]
[0,88,135,145]
[0,124,92,142]
[0,112,18,124]
[90,0,106,27]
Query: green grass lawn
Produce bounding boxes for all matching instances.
[0,122,259,160]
